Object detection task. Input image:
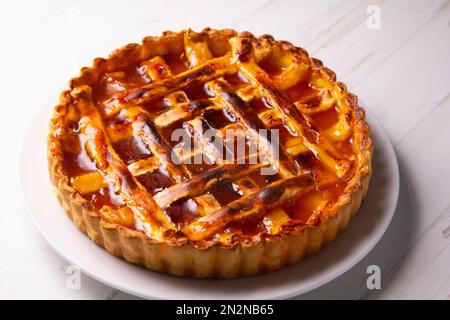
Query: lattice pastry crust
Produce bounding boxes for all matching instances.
[48,28,372,278]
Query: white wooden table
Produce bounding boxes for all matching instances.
[1,0,449,300]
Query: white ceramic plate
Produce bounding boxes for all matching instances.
[19,99,399,300]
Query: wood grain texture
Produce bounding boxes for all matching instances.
[1,0,449,299]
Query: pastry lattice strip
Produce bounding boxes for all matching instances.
[228,37,351,177]
[121,106,191,182]
[122,55,235,104]
[153,162,270,209]
[181,33,299,179]
[68,85,176,239]
[183,173,318,240]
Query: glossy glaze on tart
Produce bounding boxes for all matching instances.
[48,28,372,278]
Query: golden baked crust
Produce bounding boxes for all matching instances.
[48,28,372,278]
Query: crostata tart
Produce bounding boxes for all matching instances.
[48,28,372,278]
